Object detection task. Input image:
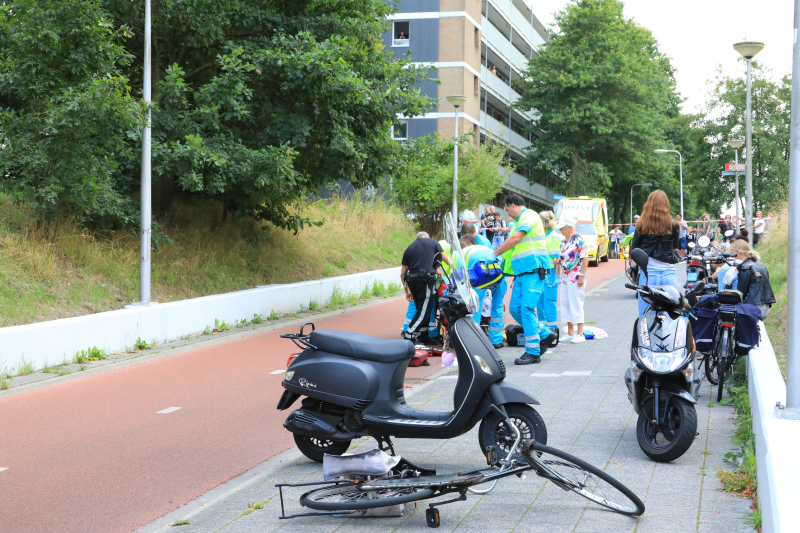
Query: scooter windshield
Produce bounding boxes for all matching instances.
[443,212,477,314]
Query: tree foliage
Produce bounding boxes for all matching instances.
[104,0,432,231]
[516,0,680,222]
[0,0,144,230]
[690,62,790,216]
[391,136,509,236]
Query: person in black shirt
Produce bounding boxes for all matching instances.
[401,232,451,341]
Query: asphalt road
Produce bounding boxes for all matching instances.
[0,259,625,533]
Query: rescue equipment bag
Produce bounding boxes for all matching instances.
[409,346,441,367]
[504,324,525,347]
[734,304,762,355]
[463,246,504,290]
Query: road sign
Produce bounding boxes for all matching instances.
[725,163,746,171]
[722,170,738,176]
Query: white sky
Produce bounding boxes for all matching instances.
[534,0,794,112]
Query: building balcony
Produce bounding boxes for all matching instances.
[481,17,530,74]
[481,111,532,153]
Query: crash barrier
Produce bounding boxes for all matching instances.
[748,323,800,533]
[0,267,401,372]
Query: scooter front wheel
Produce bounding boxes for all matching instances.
[479,404,547,462]
[636,398,697,462]
[294,435,351,463]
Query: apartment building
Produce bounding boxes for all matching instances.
[383,0,558,211]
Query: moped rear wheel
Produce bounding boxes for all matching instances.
[294,435,351,463]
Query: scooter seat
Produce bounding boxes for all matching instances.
[309,329,415,363]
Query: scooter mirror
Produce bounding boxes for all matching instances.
[697,235,710,248]
[687,242,695,249]
[630,248,649,279]
[725,229,734,237]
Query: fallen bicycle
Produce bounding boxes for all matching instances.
[276,438,645,528]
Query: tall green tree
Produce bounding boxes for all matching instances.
[0,0,144,232]
[516,0,679,223]
[691,63,790,216]
[104,0,432,230]
[391,136,509,236]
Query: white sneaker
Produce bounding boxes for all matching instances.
[571,335,586,344]
[561,335,574,342]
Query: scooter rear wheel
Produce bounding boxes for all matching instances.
[294,435,351,463]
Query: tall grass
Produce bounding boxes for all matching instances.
[0,193,414,327]
[758,208,788,374]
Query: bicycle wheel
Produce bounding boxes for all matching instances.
[717,329,730,402]
[523,442,645,516]
[301,484,435,511]
[705,327,721,385]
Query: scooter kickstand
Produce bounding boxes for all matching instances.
[375,436,396,456]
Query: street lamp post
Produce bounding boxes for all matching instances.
[734,41,765,248]
[139,0,152,305]
[728,140,745,233]
[654,149,683,218]
[630,182,652,228]
[446,95,468,219]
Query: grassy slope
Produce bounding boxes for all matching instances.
[0,195,414,327]
[757,211,788,374]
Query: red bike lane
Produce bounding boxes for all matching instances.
[0,260,623,533]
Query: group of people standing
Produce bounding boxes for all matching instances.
[628,190,775,319]
[402,194,592,366]
[458,205,509,251]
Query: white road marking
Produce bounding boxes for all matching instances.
[529,371,592,378]
[0,468,7,473]
[157,407,182,414]
[269,370,286,375]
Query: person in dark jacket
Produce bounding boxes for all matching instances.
[730,239,776,318]
[631,189,681,315]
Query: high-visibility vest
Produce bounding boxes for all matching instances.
[502,208,550,276]
[462,245,504,290]
[544,229,561,269]
[438,240,452,276]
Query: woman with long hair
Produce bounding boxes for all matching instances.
[537,210,560,344]
[631,190,681,315]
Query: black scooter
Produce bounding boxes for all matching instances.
[276,217,547,462]
[624,249,705,462]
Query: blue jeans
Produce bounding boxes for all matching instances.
[638,268,680,315]
[473,278,507,344]
[491,235,505,250]
[509,274,551,355]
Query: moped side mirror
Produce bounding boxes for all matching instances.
[630,248,649,280]
[688,242,695,249]
[697,235,710,248]
[725,229,734,237]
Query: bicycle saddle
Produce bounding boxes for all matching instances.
[309,329,414,363]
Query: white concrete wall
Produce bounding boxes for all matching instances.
[0,267,401,371]
[748,323,800,533]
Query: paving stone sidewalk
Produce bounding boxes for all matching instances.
[156,276,754,533]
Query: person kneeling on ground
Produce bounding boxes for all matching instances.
[459,227,506,349]
[401,232,451,342]
[555,216,588,343]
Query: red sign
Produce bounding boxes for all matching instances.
[725,163,745,171]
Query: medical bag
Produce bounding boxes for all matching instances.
[409,346,443,367]
[470,261,504,290]
[504,325,525,347]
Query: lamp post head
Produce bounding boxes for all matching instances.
[734,41,764,59]
[446,95,468,108]
[728,140,745,149]
[654,149,671,154]
[641,183,652,187]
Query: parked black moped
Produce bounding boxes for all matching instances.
[276,214,547,462]
[624,249,705,462]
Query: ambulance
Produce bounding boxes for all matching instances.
[554,196,610,266]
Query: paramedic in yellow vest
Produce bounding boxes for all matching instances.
[537,210,561,345]
[493,194,556,365]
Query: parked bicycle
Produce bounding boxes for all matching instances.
[704,291,743,402]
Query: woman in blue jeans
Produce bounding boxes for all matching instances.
[630,190,681,315]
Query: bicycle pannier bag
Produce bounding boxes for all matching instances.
[734,304,762,355]
[690,307,718,353]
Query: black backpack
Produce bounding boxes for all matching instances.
[505,325,525,347]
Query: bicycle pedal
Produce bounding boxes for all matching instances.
[486,446,498,466]
[426,507,441,528]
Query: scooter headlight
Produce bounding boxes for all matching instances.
[637,348,689,373]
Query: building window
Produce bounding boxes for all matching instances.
[474,27,480,48]
[392,21,410,47]
[392,120,408,140]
